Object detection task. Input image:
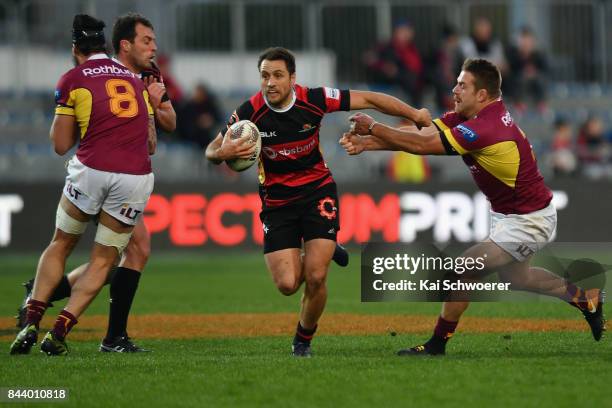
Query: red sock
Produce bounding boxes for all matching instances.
[433,316,458,341]
[51,310,78,341]
[293,322,317,345]
[25,299,48,329]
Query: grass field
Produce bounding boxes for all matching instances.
[0,252,610,407]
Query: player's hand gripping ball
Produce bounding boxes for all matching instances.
[226,120,262,172]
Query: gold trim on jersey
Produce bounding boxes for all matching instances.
[442,128,467,155]
[437,117,521,188]
[258,157,265,184]
[55,105,75,116]
[433,118,449,131]
[66,88,94,139]
[143,90,154,116]
[471,141,520,188]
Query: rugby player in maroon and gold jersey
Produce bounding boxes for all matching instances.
[10,14,156,356]
[206,47,431,357]
[341,58,605,356]
[15,13,176,353]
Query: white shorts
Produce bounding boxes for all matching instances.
[489,202,557,261]
[63,156,154,226]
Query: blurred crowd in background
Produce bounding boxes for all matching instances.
[156,16,612,183]
[3,0,612,184]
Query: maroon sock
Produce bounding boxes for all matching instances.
[51,310,78,341]
[433,316,458,342]
[25,299,48,329]
[293,322,317,345]
[566,283,588,310]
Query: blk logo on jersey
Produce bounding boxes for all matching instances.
[457,124,478,142]
[120,205,142,220]
[318,197,337,220]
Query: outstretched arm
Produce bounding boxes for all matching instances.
[349,112,450,155]
[339,132,398,155]
[349,90,432,128]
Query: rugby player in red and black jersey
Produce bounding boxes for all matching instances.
[14,13,175,353]
[341,58,606,356]
[206,47,431,357]
[10,14,156,356]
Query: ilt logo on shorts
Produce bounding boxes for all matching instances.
[66,183,82,200]
[119,205,141,221]
[317,197,337,220]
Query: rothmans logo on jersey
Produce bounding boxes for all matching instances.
[324,87,340,100]
[456,124,478,142]
[82,65,135,77]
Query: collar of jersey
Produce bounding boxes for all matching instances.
[111,57,141,78]
[473,98,503,119]
[87,53,110,61]
[263,89,296,113]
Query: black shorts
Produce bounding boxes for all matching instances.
[260,183,340,254]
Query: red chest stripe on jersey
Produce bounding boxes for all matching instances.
[251,106,270,125]
[264,161,329,188]
[262,176,334,207]
[295,101,324,118]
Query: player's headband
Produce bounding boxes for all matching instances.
[72,29,105,45]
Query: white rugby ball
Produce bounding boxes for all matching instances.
[226,120,261,172]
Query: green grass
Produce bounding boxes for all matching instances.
[0,252,610,407]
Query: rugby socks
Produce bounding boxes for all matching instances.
[25,299,48,329]
[293,322,317,345]
[49,275,72,302]
[51,310,78,341]
[105,267,141,341]
[427,316,458,352]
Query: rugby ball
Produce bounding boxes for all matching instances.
[226,120,261,172]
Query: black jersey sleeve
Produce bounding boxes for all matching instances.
[307,87,351,113]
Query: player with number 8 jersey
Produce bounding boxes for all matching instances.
[55,54,154,174]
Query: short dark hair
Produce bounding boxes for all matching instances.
[112,12,154,54]
[72,14,107,55]
[462,58,502,99]
[258,47,296,74]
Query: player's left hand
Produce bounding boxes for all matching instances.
[414,108,432,128]
[348,112,375,135]
[146,79,166,110]
[339,132,366,155]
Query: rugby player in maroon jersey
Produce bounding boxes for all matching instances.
[14,13,176,354]
[206,47,431,357]
[10,14,156,356]
[341,58,605,355]
[15,13,176,352]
